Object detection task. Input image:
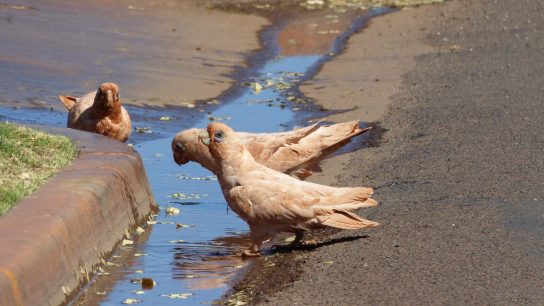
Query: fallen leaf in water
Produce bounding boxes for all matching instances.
[180,102,196,108]
[159,116,171,121]
[122,298,141,304]
[157,221,175,225]
[169,240,185,243]
[135,270,144,274]
[176,223,194,228]
[122,239,134,246]
[106,261,119,266]
[251,82,263,94]
[135,127,152,134]
[136,227,145,235]
[141,278,156,290]
[134,290,145,295]
[146,220,157,225]
[96,291,106,295]
[208,116,232,121]
[166,207,180,216]
[170,193,207,200]
[134,253,148,257]
[161,293,192,299]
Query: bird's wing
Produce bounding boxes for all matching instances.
[269,121,370,173]
[240,121,369,174]
[228,182,319,225]
[245,165,376,209]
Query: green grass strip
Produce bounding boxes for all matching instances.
[0,122,78,215]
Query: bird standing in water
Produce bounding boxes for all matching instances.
[201,122,379,257]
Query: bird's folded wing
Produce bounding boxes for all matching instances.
[229,184,318,224]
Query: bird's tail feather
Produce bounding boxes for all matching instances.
[314,121,371,149]
[320,187,376,209]
[315,209,379,229]
[59,95,76,111]
[313,197,377,211]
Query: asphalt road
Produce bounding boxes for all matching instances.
[228,0,544,304]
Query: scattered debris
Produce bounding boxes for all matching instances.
[160,293,193,299]
[122,298,141,304]
[122,239,134,246]
[135,127,152,134]
[251,82,263,94]
[169,240,186,243]
[141,278,156,290]
[166,206,180,216]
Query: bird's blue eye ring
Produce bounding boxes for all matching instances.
[214,131,224,142]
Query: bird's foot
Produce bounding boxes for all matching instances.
[241,249,261,258]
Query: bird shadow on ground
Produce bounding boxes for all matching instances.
[268,234,369,254]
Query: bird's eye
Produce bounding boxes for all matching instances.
[214,131,224,142]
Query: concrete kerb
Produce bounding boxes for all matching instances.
[0,125,156,306]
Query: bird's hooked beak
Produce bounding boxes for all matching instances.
[199,129,210,146]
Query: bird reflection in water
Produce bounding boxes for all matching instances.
[171,234,252,290]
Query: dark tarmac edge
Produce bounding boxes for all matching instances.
[224,0,544,305]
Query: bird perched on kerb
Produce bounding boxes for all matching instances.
[172,120,370,178]
[200,122,379,257]
[59,82,131,142]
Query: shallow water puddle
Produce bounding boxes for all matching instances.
[0,6,385,305]
[78,54,323,305]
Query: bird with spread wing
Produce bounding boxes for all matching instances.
[172,120,369,178]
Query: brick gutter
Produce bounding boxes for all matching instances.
[0,126,156,306]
